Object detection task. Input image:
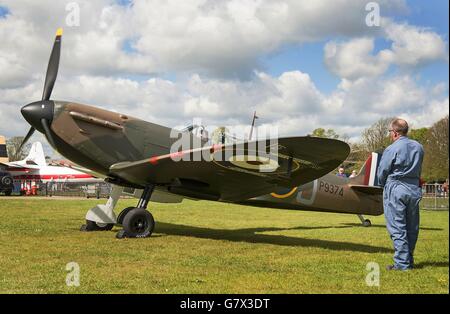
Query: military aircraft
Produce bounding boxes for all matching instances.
[18,29,383,238]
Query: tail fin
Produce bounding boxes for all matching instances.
[0,136,8,163]
[348,152,383,195]
[349,152,381,186]
[23,142,46,166]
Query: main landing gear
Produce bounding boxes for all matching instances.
[357,214,372,227]
[80,184,156,239]
[116,185,155,239]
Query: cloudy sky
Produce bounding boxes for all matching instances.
[0,0,448,156]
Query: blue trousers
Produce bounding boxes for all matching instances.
[383,181,421,270]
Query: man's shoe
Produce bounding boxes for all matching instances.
[386,265,411,271]
[386,265,398,271]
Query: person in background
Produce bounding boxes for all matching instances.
[376,118,424,271]
[336,167,347,178]
[349,170,358,178]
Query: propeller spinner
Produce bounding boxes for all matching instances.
[19,28,63,152]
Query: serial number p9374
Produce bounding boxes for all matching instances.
[319,181,344,196]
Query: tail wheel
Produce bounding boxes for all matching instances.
[363,219,372,227]
[122,208,155,238]
[82,220,114,231]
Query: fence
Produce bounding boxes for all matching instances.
[421,183,449,211]
[36,182,112,198]
[6,180,450,211]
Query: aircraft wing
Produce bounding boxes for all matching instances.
[109,136,350,201]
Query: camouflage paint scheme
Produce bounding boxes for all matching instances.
[19,29,383,218]
[45,101,382,216]
[242,173,383,216]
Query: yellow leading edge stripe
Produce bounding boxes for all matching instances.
[56,28,63,36]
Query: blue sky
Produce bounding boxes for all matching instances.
[0,5,10,17]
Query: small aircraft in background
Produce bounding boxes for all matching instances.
[0,139,101,185]
[17,29,383,238]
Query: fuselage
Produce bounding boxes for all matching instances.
[241,172,383,216]
[6,164,100,183]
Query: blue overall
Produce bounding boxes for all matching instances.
[376,136,424,270]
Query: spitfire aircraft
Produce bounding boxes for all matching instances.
[18,29,383,238]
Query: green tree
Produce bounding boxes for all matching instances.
[6,136,30,161]
[422,116,449,181]
[311,128,344,140]
[361,117,395,152]
[311,128,326,137]
[409,127,428,145]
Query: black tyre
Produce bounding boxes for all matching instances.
[363,219,372,227]
[122,208,155,238]
[84,219,114,231]
[117,206,135,225]
[4,189,12,196]
[1,176,13,187]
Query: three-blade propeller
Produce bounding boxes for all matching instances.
[18,28,63,153]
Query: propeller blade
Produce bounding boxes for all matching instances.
[42,28,63,101]
[41,118,56,148]
[18,126,35,153]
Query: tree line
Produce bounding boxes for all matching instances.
[311,115,449,182]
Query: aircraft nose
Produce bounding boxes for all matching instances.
[21,100,55,132]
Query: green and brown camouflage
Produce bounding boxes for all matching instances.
[19,28,383,222]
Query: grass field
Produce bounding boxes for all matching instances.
[0,197,448,294]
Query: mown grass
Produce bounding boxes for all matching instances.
[0,197,448,294]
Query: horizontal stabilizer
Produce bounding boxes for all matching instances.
[349,185,383,195]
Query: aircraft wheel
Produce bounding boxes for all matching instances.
[363,219,372,227]
[122,208,155,238]
[81,220,114,231]
[117,206,135,225]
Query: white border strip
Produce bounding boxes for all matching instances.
[368,152,378,186]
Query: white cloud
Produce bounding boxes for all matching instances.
[0,0,409,79]
[384,21,449,67]
[324,37,394,80]
[402,97,449,128]
[324,19,448,81]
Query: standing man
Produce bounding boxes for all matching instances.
[377,118,424,271]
